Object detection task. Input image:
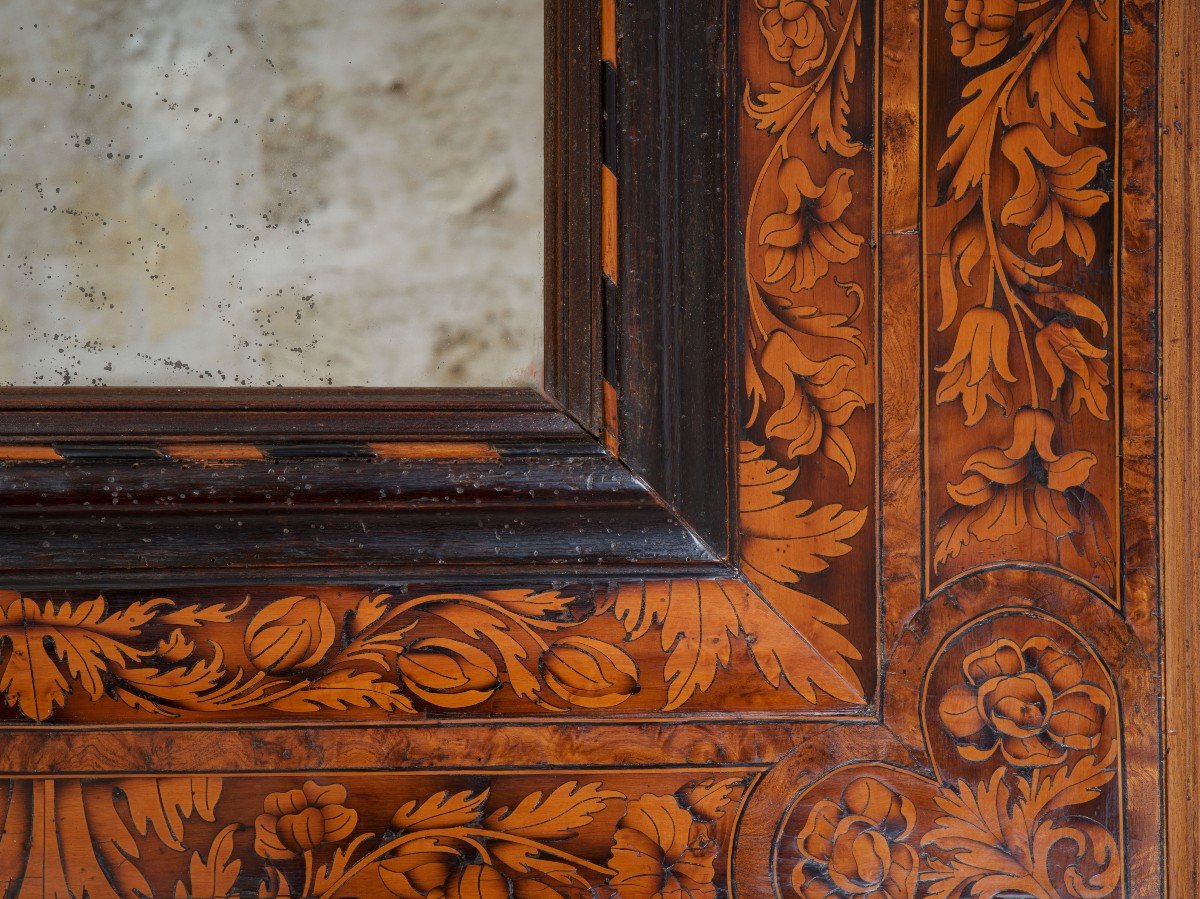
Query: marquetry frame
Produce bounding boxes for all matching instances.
[0,0,1187,896]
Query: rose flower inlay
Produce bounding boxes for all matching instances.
[938,635,1110,767]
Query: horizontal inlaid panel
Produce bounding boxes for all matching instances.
[0,769,751,898]
[0,583,868,725]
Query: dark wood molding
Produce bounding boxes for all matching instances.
[0,0,740,579]
[0,388,577,441]
[0,449,727,584]
[610,0,737,558]
[544,0,604,434]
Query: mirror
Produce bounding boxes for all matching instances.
[0,1,544,388]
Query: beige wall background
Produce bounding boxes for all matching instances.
[0,0,544,387]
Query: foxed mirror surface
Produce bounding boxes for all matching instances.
[0,0,544,388]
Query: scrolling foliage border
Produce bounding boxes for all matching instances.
[0,769,752,898]
[0,0,886,728]
[739,0,879,705]
[0,581,868,724]
[737,0,1158,894]
[923,0,1121,599]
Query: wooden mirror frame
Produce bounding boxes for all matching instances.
[0,1,736,583]
[0,0,1191,895]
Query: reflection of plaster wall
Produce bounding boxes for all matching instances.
[0,0,544,387]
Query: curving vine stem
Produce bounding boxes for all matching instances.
[948,0,1092,414]
[930,0,1118,584]
[742,0,870,483]
[744,0,864,350]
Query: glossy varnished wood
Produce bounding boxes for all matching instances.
[610,0,738,557]
[0,449,727,582]
[0,1,1181,896]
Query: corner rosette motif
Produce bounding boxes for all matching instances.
[254,780,358,860]
[759,158,863,293]
[938,635,1110,767]
[775,610,1127,898]
[756,0,829,78]
[791,777,919,898]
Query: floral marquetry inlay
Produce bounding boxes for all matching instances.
[776,607,1124,899]
[0,0,1165,895]
[937,634,1111,769]
[0,772,749,898]
[741,0,878,707]
[926,0,1120,596]
[0,581,873,725]
[735,0,1155,892]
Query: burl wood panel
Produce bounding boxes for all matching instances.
[0,0,1166,895]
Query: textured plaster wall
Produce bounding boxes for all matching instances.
[0,0,544,387]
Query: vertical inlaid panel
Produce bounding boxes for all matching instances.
[735,0,1162,895]
[924,0,1121,599]
[740,0,880,700]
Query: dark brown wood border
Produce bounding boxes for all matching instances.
[545,0,605,433]
[0,0,741,581]
[612,0,738,558]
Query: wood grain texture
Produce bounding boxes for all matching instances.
[734,566,1160,897]
[544,0,604,433]
[731,0,1163,894]
[1162,0,1199,892]
[611,0,737,557]
[0,388,580,441]
[779,604,1125,899]
[0,583,868,725]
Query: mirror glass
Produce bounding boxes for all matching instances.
[0,1,544,388]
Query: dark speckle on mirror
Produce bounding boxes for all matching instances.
[0,0,545,388]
